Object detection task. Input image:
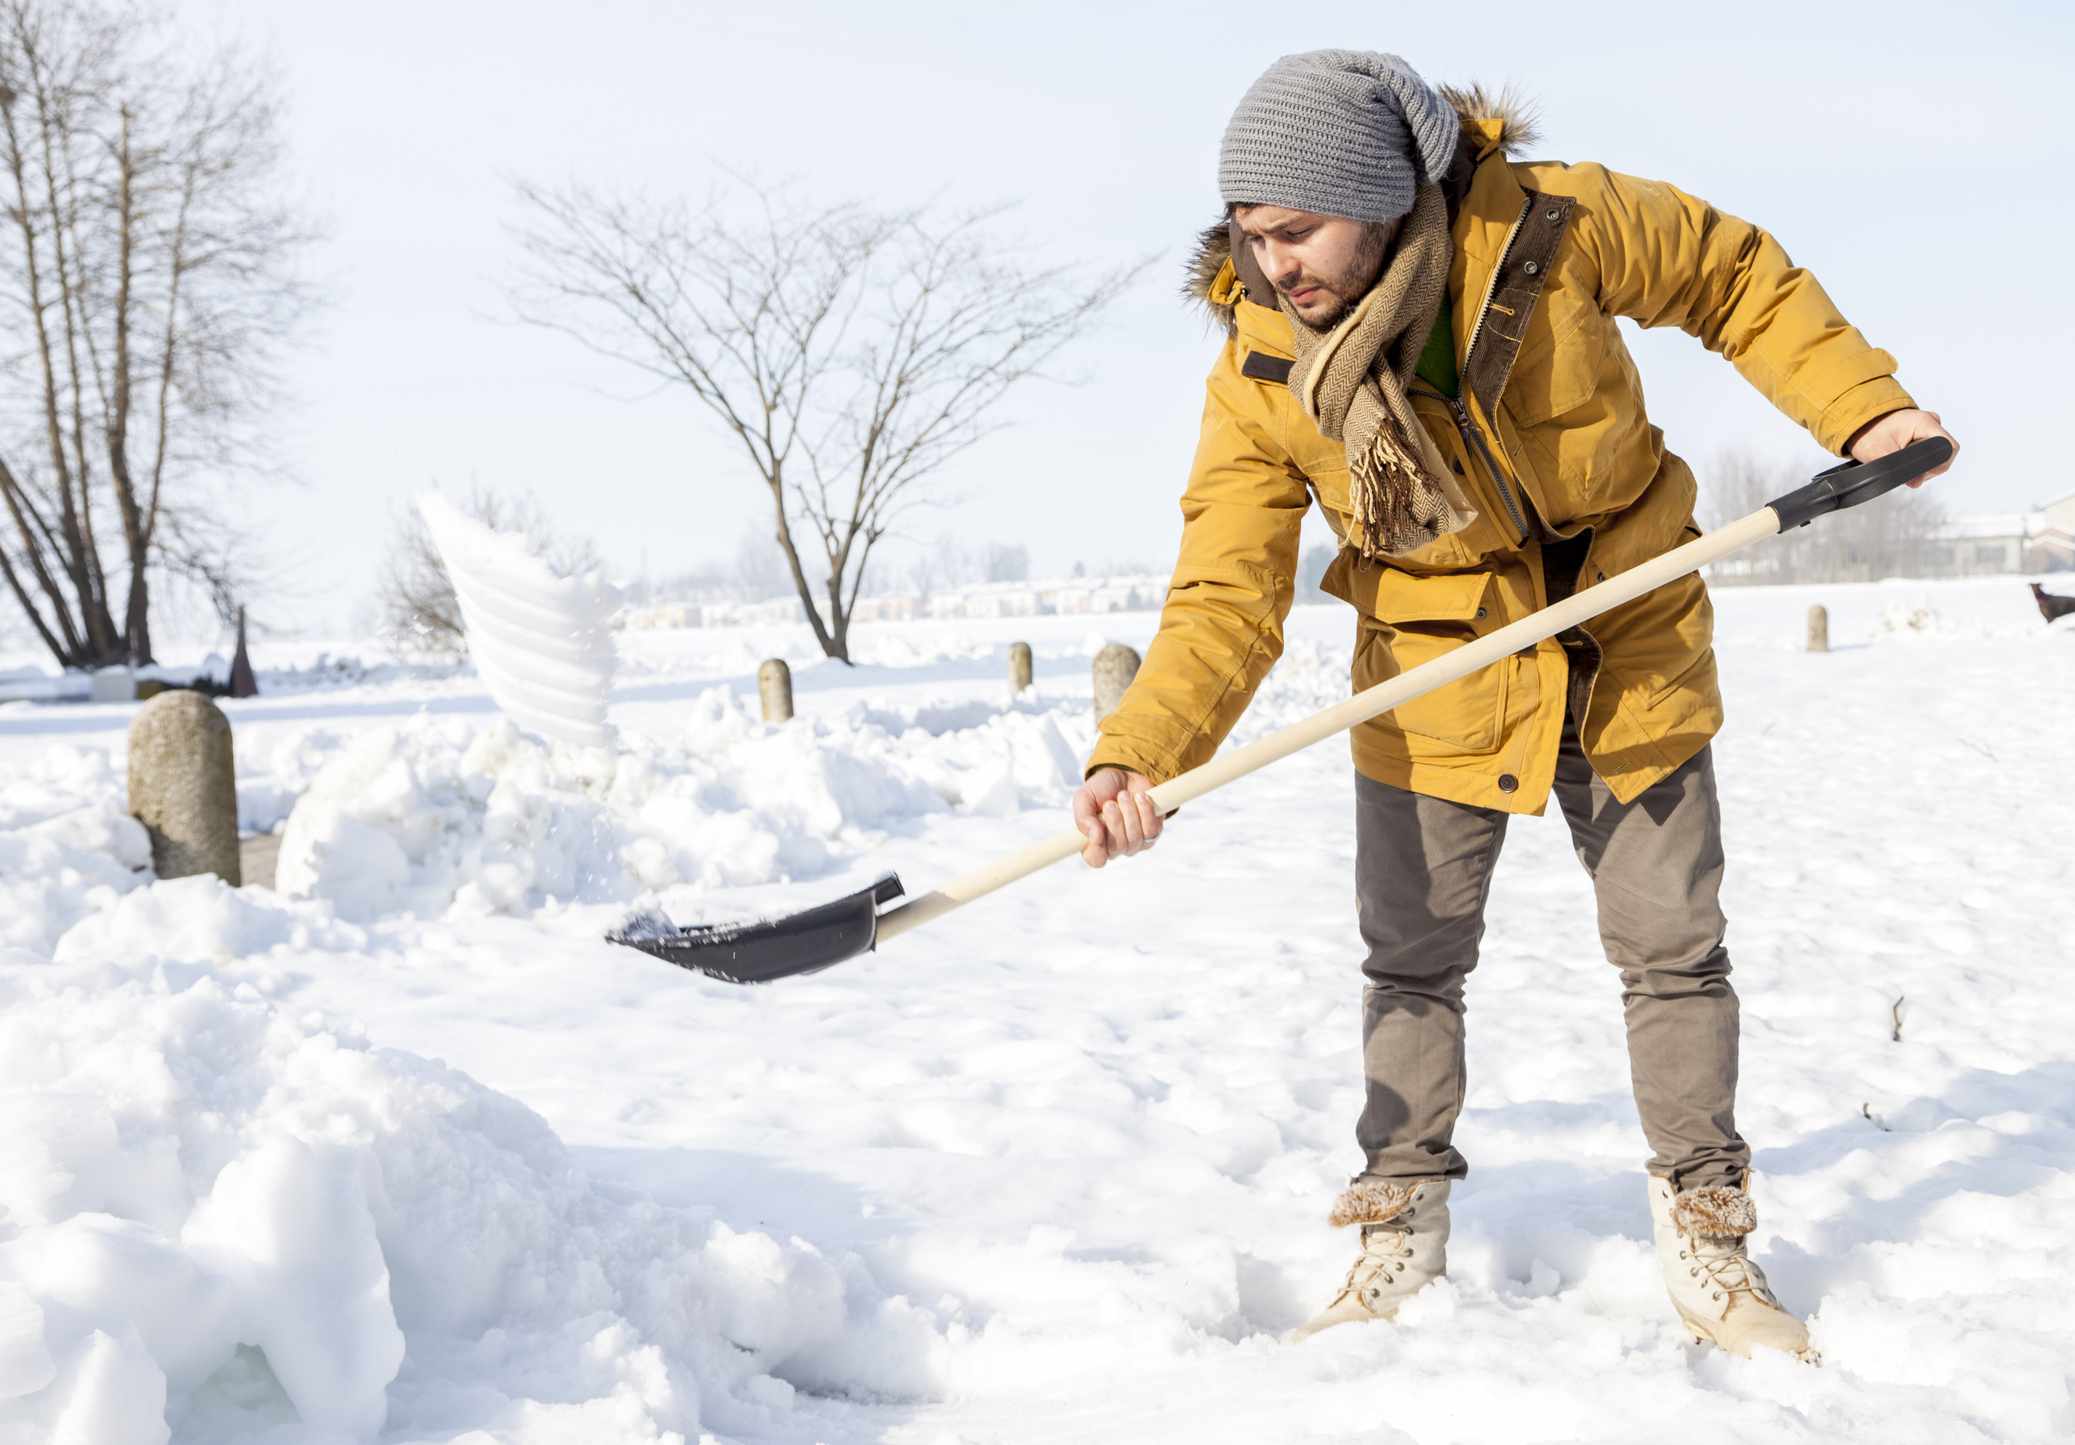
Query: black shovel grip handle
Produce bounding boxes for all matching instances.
[1768,435,1953,531]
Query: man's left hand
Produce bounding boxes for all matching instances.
[1847,408,1959,488]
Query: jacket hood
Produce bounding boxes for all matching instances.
[1184,83,1542,331]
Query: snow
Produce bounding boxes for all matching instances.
[268,687,1081,924]
[1,574,2071,1443]
[417,493,620,751]
[0,746,152,956]
[0,942,943,1444]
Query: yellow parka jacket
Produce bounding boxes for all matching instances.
[1086,90,1915,814]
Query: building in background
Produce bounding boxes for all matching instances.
[1921,502,2075,577]
[2041,491,2075,560]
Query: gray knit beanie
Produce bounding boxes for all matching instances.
[1218,50,1458,222]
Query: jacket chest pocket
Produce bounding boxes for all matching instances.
[1499,295,1633,527]
[1328,560,1509,754]
[1500,276,1608,426]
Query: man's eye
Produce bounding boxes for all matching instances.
[1287,230,1312,241]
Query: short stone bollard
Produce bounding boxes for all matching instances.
[1806,604,1829,654]
[128,690,241,885]
[1009,641,1033,693]
[1092,642,1142,723]
[758,658,793,723]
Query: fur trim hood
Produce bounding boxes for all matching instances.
[1184,83,1542,330]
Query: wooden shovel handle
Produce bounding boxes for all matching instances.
[876,507,1781,946]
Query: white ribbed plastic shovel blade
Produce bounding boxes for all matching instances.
[417,494,619,750]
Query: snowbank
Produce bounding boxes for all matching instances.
[3,577,2070,1442]
[0,746,150,955]
[274,686,1085,922]
[233,725,354,837]
[0,932,946,1444]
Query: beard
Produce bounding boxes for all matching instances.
[1279,221,1393,328]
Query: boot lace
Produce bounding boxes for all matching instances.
[1336,1221,1415,1310]
[1680,1230,1775,1307]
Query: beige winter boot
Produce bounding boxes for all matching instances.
[1291,1178,1450,1339]
[1648,1174,1817,1363]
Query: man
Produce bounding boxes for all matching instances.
[1070,51,1958,1358]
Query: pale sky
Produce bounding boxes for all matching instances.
[174,0,2067,634]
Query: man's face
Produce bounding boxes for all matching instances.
[1233,205,1397,327]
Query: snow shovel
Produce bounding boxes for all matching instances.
[612,436,1952,984]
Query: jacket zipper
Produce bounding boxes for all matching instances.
[1449,393,1529,541]
[1445,198,1535,543]
[1406,375,1530,543]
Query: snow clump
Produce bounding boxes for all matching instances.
[0,950,948,1443]
[275,686,1085,922]
[0,745,150,955]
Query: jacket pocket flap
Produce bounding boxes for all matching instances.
[1324,554,1495,624]
[1375,569,1494,623]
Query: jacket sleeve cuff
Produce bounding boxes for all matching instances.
[1815,375,1917,457]
[1083,737,1179,785]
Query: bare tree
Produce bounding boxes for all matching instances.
[1699,445,1946,585]
[378,484,603,654]
[1697,448,1784,585]
[732,522,794,604]
[983,541,1030,584]
[0,0,314,669]
[894,533,1033,602]
[506,177,1131,663]
[1299,540,1336,598]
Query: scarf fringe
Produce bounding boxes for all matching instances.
[1349,420,1443,560]
[1278,183,1472,560]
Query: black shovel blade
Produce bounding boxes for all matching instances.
[607,873,906,984]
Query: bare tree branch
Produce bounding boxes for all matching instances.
[0,0,318,668]
[507,173,1138,662]
[1701,446,1948,585]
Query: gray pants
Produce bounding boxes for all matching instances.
[1353,711,1748,1191]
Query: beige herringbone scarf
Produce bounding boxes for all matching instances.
[1279,182,1475,559]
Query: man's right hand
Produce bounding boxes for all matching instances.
[1072,767,1164,868]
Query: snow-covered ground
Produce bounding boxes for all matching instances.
[2,575,2071,1444]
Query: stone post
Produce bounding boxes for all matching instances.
[128,690,241,884]
[1806,604,1829,653]
[757,659,793,723]
[1009,641,1033,693]
[1092,643,1142,723]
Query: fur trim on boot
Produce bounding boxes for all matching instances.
[1648,1175,1815,1363]
[1294,1178,1452,1340]
[1327,1179,1419,1229]
[1669,1184,1758,1239]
